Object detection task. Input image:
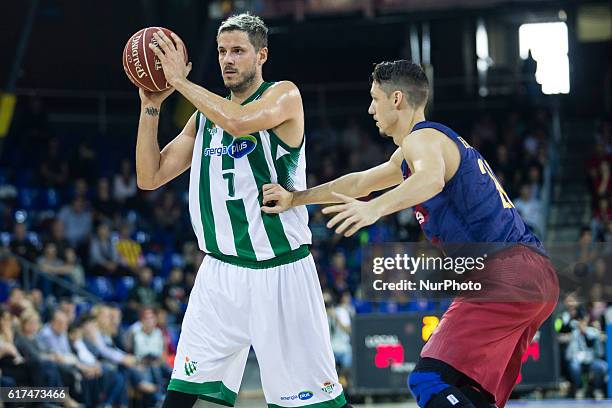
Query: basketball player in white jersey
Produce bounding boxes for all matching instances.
[137,13,346,408]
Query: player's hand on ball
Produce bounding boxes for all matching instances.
[261,183,294,214]
[322,192,381,237]
[149,31,192,87]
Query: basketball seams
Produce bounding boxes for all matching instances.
[142,28,162,91]
[123,29,156,92]
[123,26,186,93]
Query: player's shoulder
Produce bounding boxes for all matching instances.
[263,80,301,97]
[403,127,443,147]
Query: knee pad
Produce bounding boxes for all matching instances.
[409,358,492,408]
[409,371,475,407]
[408,370,449,406]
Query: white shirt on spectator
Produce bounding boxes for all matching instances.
[113,174,137,202]
[514,196,543,235]
[133,326,164,360]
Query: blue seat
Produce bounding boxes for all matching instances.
[0,280,13,303]
[354,299,373,314]
[86,277,115,301]
[115,276,135,301]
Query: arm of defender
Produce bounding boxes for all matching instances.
[324,130,446,237]
[261,149,404,214]
[136,111,197,190]
[369,129,446,217]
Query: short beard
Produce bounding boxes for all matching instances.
[226,68,257,94]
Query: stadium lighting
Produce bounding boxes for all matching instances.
[519,22,570,95]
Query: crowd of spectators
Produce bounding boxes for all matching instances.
[0,104,556,402]
[557,116,612,400]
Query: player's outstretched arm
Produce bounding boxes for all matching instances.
[135,106,197,191]
[323,130,446,237]
[150,31,301,145]
[261,149,404,214]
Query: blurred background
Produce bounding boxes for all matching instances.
[0,0,611,406]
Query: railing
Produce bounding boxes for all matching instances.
[0,250,101,302]
[542,97,562,242]
[12,73,541,132]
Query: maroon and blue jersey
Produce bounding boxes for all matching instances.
[401,121,543,253]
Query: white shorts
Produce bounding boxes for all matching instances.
[168,253,345,407]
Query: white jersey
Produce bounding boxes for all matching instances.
[188,82,311,267]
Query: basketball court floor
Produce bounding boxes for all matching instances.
[193,397,611,407]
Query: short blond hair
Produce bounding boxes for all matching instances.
[218,13,268,50]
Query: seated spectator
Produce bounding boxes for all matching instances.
[9,222,39,262]
[92,177,119,224]
[126,267,159,323]
[90,223,130,276]
[36,242,74,297]
[113,159,137,205]
[332,292,353,375]
[58,196,93,249]
[155,309,176,367]
[14,309,66,389]
[152,190,181,234]
[108,305,129,351]
[592,161,611,200]
[76,313,128,408]
[116,223,144,273]
[524,164,542,199]
[513,184,543,236]
[591,197,612,240]
[37,309,99,406]
[586,142,612,192]
[565,314,608,399]
[5,288,34,317]
[64,247,85,287]
[161,267,186,323]
[70,140,97,183]
[86,305,159,404]
[0,309,32,387]
[39,138,69,190]
[73,178,89,201]
[45,218,70,260]
[127,308,169,398]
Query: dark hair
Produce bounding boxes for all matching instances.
[218,13,268,50]
[371,60,429,107]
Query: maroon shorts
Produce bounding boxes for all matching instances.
[420,244,559,408]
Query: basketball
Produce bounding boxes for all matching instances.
[122,27,188,92]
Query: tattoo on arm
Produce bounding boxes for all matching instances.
[144,107,160,117]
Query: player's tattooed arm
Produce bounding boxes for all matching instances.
[136,111,197,190]
[144,107,160,117]
[172,79,302,140]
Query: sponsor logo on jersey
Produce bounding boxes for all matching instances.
[414,204,428,225]
[204,135,257,158]
[415,211,425,224]
[321,381,336,394]
[280,391,314,401]
[184,356,198,376]
[298,391,314,400]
